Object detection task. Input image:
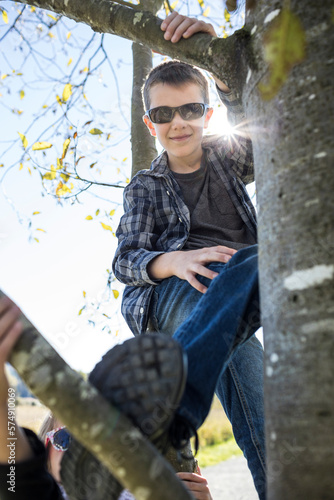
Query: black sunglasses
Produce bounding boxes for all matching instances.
[46,426,71,451]
[145,103,210,124]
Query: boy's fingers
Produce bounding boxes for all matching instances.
[183,21,216,39]
[0,305,21,341]
[0,296,13,316]
[186,273,208,294]
[177,472,207,483]
[0,320,23,363]
[160,11,179,30]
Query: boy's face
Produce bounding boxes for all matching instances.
[143,82,213,171]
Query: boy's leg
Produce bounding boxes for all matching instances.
[150,244,265,498]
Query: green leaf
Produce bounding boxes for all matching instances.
[258,9,306,100]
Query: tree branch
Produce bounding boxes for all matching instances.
[15,0,249,92]
[0,289,194,499]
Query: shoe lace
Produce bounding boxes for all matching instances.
[168,415,199,458]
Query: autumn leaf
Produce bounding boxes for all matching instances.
[2,10,8,24]
[56,95,62,106]
[203,6,210,17]
[18,132,28,149]
[100,222,112,231]
[47,13,58,21]
[89,162,97,169]
[62,83,72,103]
[95,209,100,216]
[61,138,71,159]
[89,128,103,135]
[32,211,41,215]
[112,290,119,299]
[56,181,73,196]
[109,209,115,216]
[19,163,23,171]
[20,90,25,100]
[83,290,86,298]
[0,164,4,168]
[36,228,46,232]
[60,172,70,182]
[85,215,93,220]
[42,165,57,180]
[32,141,53,151]
[224,8,231,23]
[67,58,73,67]
[258,9,306,100]
[67,32,72,40]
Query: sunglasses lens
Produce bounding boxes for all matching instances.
[179,103,205,120]
[53,428,71,451]
[150,106,173,124]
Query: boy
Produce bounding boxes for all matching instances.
[112,13,266,500]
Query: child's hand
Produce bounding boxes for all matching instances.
[177,471,213,500]
[0,296,23,403]
[161,12,217,43]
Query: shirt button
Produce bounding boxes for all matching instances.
[166,190,170,195]
[178,217,182,223]
[140,307,144,314]
[177,244,181,248]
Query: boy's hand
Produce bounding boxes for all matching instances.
[148,246,237,294]
[160,12,230,93]
[161,12,217,43]
[177,471,213,500]
[0,296,23,403]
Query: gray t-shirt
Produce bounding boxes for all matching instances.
[172,155,256,251]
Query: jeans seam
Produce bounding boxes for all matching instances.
[229,361,266,471]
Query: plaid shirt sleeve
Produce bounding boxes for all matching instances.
[112,175,165,286]
[217,87,254,185]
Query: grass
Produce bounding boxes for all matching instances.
[196,438,243,467]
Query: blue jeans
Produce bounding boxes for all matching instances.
[149,245,266,499]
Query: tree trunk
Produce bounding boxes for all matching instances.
[244,1,334,498]
[0,290,193,500]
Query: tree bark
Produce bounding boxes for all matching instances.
[244,1,334,498]
[0,290,193,500]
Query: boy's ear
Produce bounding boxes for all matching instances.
[204,107,214,129]
[143,115,157,137]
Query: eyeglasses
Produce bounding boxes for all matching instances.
[145,103,210,124]
[45,426,71,451]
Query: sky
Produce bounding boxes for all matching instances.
[0,1,261,374]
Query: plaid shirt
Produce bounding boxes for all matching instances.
[112,89,257,335]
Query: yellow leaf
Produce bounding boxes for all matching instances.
[171,1,179,8]
[19,162,23,171]
[60,172,70,182]
[67,58,73,66]
[198,0,204,7]
[224,8,231,23]
[83,93,88,101]
[57,158,62,170]
[100,222,112,231]
[62,138,71,159]
[89,162,97,169]
[67,31,72,40]
[112,289,119,299]
[42,104,48,109]
[0,163,4,168]
[2,10,8,24]
[83,290,86,298]
[203,6,210,17]
[82,67,88,73]
[48,32,55,39]
[18,132,28,149]
[27,167,32,176]
[42,165,57,180]
[1,74,8,80]
[56,95,62,106]
[36,228,46,232]
[89,128,103,135]
[34,238,39,243]
[32,141,53,151]
[30,6,36,12]
[62,83,72,103]
[95,209,100,216]
[122,157,128,162]
[258,9,306,100]
[56,181,73,196]
[78,307,85,316]
[109,209,115,216]
[85,215,93,220]
[19,90,25,100]
[32,211,41,215]
[126,178,130,183]
[47,13,57,21]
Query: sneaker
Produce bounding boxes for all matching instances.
[89,333,187,448]
[61,334,187,500]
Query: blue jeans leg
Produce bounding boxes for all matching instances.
[150,245,266,499]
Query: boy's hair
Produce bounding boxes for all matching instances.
[142,60,210,110]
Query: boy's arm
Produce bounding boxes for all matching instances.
[112,177,166,287]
